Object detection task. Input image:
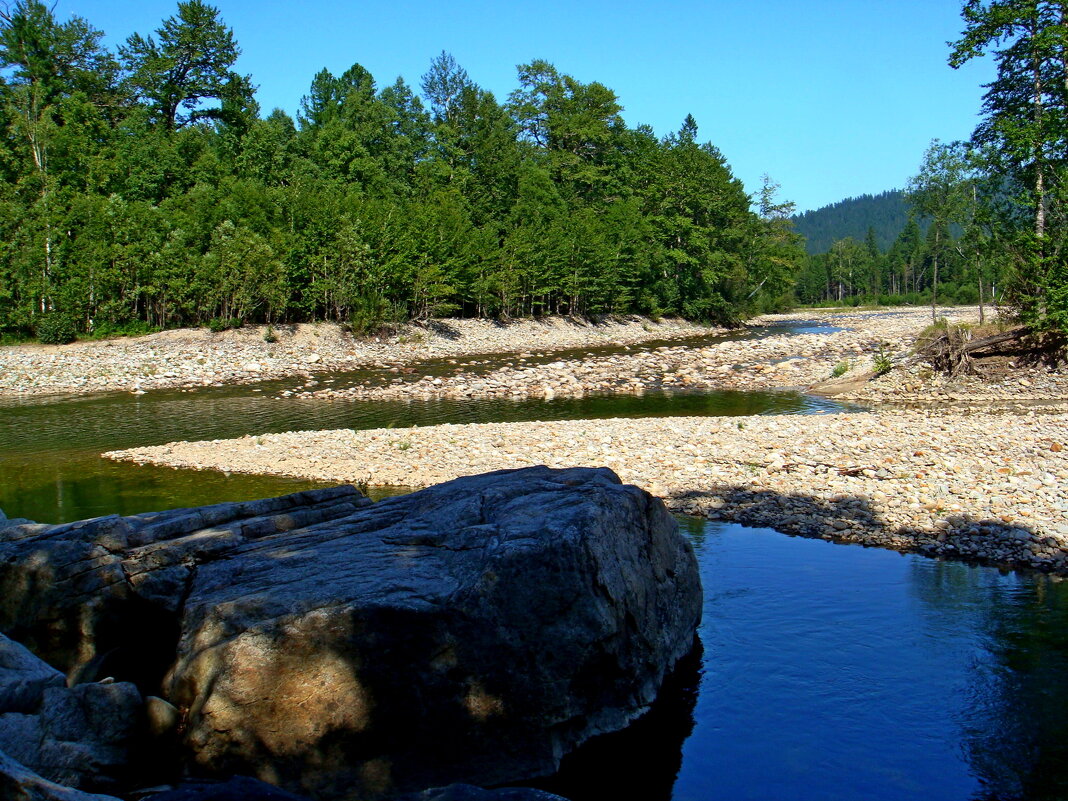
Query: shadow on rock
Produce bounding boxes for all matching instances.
[667,484,1055,573]
[528,638,703,801]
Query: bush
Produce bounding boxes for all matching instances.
[263,325,277,343]
[35,313,78,345]
[349,293,401,337]
[90,320,158,339]
[208,317,228,333]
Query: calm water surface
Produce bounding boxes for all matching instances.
[3,318,1066,800]
[544,523,1068,801]
[0,384,845,523]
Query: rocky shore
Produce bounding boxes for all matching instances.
[107,405,1068,574]
[0,316,718,397]
[278,307,990,403]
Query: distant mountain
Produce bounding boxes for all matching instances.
[791,190,911,254]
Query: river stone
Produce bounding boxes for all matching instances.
[0,748,121,801]
[167,466,701,798]
[0,633,66,713]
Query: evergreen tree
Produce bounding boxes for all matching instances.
[120,0,247,131]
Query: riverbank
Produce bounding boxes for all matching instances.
[107,406,1068,574]
[265,306,1068,406]
[0,315,719,397]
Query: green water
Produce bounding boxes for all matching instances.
[0,319,851,523]
[0,383,848,524]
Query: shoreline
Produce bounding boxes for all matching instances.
[0,315,721,398]
[106,407,1068,575]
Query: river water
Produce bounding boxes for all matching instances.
[2,322,1067,800]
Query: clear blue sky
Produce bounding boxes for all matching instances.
[67,0,994,213]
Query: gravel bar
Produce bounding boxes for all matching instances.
[107,408,1068,574]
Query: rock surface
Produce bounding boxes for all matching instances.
[0,634,146,794]
[0,633,66,714]
[0,469,700,800]
[0,748,121,801]
[394,786,570,801]
[142,776,313,801]
[0,486,369,683]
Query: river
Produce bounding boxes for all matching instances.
[2,322,1066,801]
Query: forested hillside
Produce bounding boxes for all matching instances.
[791,191,909,254]
[0,0,804,342]
[792,170,1000,309]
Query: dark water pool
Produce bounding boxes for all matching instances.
[540,522,1068,801]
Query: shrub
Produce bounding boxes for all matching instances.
[36,313,78,345]
[208,317,228,333]
[90,320,158,339]
[263,325,278,343]
[831,360,851,378]
[872,343,894,375]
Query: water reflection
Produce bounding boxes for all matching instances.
[0,385,850,523]
[543,522,1068,801]
[912,562,1068,801]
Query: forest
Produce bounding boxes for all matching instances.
[0,0,804,342]
[796,0,1068,337]
[792,190,911,255]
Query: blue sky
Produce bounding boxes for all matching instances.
[67,0,995,213]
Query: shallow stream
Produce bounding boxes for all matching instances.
[2,317,1066,800]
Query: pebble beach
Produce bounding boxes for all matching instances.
[101,305,1068,575]
[0,316,718,397]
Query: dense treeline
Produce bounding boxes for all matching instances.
[791,190,912,255]
[793,215,1001,310]
[799,0,1068,336]
[0,0,803,341]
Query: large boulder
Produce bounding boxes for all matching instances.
[0,486,370,686]
[0,634,145,794]
[0,468,701,799]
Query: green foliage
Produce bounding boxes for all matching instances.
[831,360,851,378]
[35,312,77,344]
[792,191,913,255]
[89,320,158,339]
[348,292,401,337]
[872,344,894,376]
[947,0,1068,334]
[0,10,802,333]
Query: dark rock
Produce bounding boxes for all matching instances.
[0,748,120,801]
[0,486,370,689]
[0,678,145,793]
[0,469,701,800]
[167,467,701,798]
[393,785,570,801]
[141,776,311,801]
[0,633,66,713]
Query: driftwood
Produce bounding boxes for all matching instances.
[961,327,1030,354]
[919,325,1031,376]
